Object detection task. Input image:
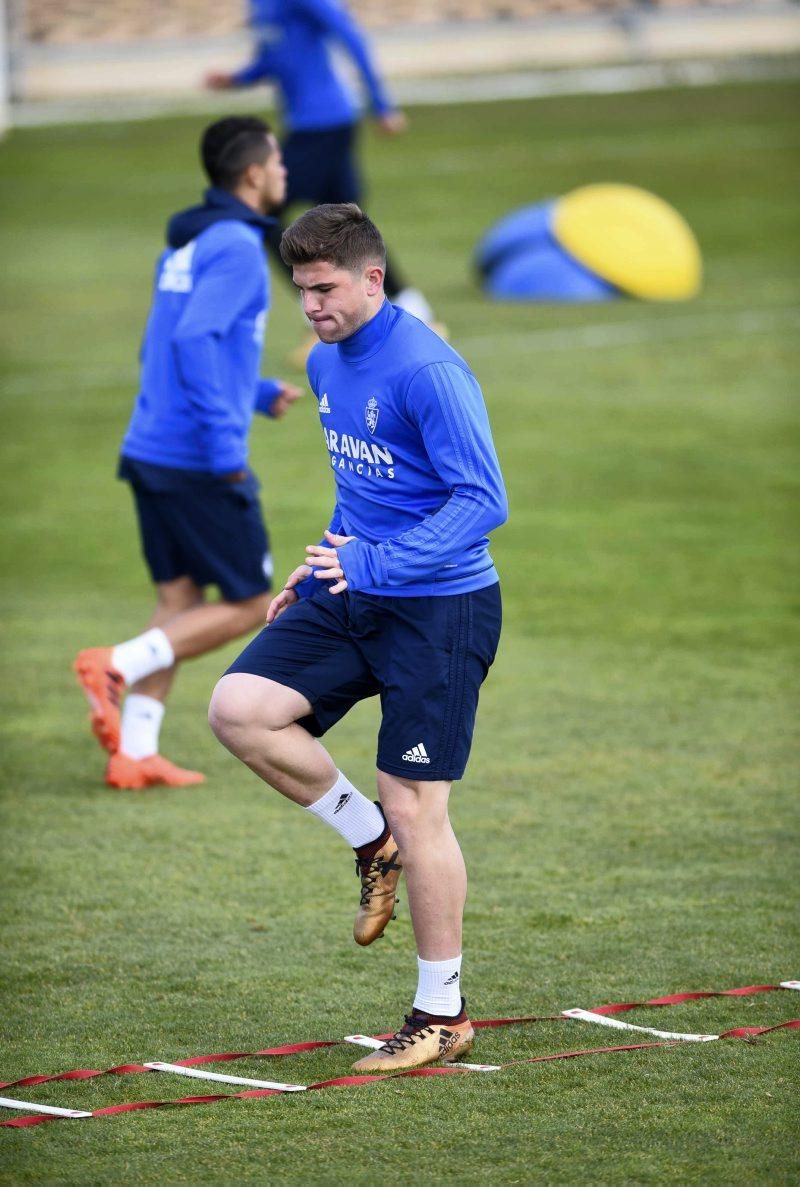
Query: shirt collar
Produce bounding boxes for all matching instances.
[338,299,395,362]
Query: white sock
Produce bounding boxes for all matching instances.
[120,694,164,759]
[413,955,463,1017]
[305,771,386,849]
[111,628,175,686]
[393,287,434,325]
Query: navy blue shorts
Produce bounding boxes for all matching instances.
[282,123,361,207]
[225,583,502,782]
[119,456,272,602]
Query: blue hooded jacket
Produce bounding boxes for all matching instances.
[233,0,394,132]
[121,188,282,475]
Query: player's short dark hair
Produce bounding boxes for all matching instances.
[201,116,274,190]
[279,203,386,273]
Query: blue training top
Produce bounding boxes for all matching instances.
[302,301,508,597]
[233,0,394,132]
[121,188,282,476]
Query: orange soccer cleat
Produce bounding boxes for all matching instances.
[105,752,206,790]
[73,647,125,754]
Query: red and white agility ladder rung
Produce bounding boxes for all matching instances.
[143,1063,307,1091]
[0,1097,92,1120]
[2,980,797,1129]
[560,1010,720,1041]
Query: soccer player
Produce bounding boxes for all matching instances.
[208,203,507,1070]
[74,116,302,790]
[205,0,441,339]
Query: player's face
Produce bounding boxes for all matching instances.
[257,134,287,210]
[292,260,384,343]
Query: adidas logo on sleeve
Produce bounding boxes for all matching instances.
[402,742,431,764]
[318,392,331,414]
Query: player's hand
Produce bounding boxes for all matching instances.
[305,530,355,595]
[205,70,235,90]
[375,111,408,136]
[267,564,312,623]
[269,382,304,419]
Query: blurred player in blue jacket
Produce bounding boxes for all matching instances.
[210,204,507,1069]
[74,117,302,790]
[205,0,442,348]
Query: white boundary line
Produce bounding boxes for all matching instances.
[0,1095,92,1118]
[10,55,800,129]
[143,1062,306,1092]
[562,1008,719,1042]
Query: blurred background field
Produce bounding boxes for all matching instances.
[0,53,798,1187]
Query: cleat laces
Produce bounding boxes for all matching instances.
[106,671,123,706]
[355,849,401,907]
[379,1014,436,1055]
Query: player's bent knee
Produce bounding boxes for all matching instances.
[208,673,259,745]
[208,673,309,747]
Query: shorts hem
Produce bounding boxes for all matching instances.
[218,579,272,602]
[376,760,465,783]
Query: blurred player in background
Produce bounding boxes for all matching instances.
[74,116,302,790]
[209,203,507,1069]
[205,0,443,361]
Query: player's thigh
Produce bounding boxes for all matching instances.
[373,585,502,782]
[282,130,329,204]
[224,592,380,738]
[324,125,362,204]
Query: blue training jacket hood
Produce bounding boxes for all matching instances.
[166,186,276,248]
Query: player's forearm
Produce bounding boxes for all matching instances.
[231,47,273,87]
[339,483,508,590]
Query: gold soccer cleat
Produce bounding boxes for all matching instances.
[353,834,402,946]
[351,1001,474,1072]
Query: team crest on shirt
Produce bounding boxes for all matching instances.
[365,396,379,435]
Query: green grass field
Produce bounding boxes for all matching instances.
[0,79,798,1183]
